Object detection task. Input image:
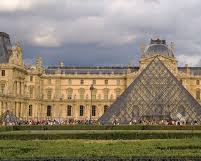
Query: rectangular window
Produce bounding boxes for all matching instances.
[116,88,121,98]
[196,90,200,100]
[105,79,108,85]
[104,93,108,100]
[2,70,5,76]
[48,79,51,85]
[30,76,33,82]
[80,79,84,85]
[196,80,200,85]
[29,87,33,98]
[92,105,96,116]
[0,84,5,94]
[67,105,72,116]
[92,93,96,100]
[28,105,32,116]
[68,79,72,85]
[80,105,84,116]
[47,90,52,99]
[47,106,52,116]
[104,105,108,113]
[92,79,96,85]
[116,79,120,85]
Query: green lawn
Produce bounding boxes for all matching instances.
[0,139,201,159]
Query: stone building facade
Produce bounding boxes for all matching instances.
[0,32,201,121]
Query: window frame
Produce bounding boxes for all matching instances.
[67,105,72,116]
[80,79,84,85]
[92,105,96,116]
[1,70,5,76]
[28,105,32,116]
[105,79,108,85]
[80,105,84,116]
[47,105,52,117]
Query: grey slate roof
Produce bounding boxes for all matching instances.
[45,66,139,75]
[178,67,201,76]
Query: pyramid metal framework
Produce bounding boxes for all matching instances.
[99,56,201,124]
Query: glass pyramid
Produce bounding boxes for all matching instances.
[0,110,21,125]
[99,56,201,124]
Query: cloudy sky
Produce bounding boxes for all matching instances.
[1,0,201,67]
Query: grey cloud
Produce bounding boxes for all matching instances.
[1,0,201,66]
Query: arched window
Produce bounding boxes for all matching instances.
[80,105,84,116]
[103,88,109,100]
[47,105,52,117]
[115,88,121,98]
[0,83,5,94]
[91,88,97,100]
[28,105,32,116]
[79,88,85,100]
[196,89,200,100]
[104,105,108,113]
[67,105,72,116]
[67,88,73,100]
[92,105,96,116]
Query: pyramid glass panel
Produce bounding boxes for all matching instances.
[98,56,201,124]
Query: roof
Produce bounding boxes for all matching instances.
[45,66,139,75]
[144,39,174,58]
[45,66,201,76]
[0,32,9,38]
[178,67,201,76]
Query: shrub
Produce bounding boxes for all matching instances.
[1,124,201,132]
[1,130,201,140]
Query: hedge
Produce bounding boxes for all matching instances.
[1,130,201,140]
[0,126,13,132]
[1,124,201,132]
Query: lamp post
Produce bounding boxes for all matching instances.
[89,84,94,123]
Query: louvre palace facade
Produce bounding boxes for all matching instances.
[1,32,201,122]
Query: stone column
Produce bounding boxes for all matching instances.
[21,82,24,97]
[2,101,5,114]
[21,103,25,120]
[19,82,22,96]
[16,82,20,96]
[19,102,21,118]
[14,82,17,96]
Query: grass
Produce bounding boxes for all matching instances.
[1,129,201,159]
[0,139,201,159]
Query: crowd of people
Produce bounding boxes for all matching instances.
[1,119,98,126]
[1,118,199,126]
[111,119,199,126]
